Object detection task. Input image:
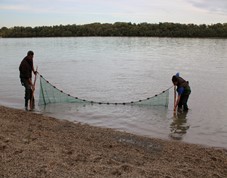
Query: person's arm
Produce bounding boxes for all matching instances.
[173,87,184,112]
[31,59,37,75]
[32,66,37,75]
[174,95,181,112]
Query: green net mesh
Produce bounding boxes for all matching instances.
[38,74,170,107]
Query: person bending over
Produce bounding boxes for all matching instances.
[172,74,191,112]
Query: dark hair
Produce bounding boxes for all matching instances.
[27,50,34,56]
[172,75,178,83]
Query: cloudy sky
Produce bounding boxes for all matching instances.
[0,0,227,27]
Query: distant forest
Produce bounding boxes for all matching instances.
[0,22,227,38]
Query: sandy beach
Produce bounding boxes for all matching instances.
[1,105,227,178]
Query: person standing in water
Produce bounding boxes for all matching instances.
[172,74,191,112]
[19,51,37,110]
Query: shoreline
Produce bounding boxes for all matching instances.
[1,105,227,177]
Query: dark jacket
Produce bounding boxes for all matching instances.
[19,56,33,79]
[176,76,191,95]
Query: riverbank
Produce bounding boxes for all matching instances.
[1,105,227,177]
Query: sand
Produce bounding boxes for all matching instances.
[1,105,227,178]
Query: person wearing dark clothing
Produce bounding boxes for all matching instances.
[172,74,191,112]
[19,51,36,110]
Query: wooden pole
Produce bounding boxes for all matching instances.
[174,85,176,109]
[30,66,38,110]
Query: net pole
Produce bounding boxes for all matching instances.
[29,66,38,110]
[174,85,176,108]
[39,74,47,105]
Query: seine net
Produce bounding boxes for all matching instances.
[38,74,171,107]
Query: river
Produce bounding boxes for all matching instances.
[0,37,227,148]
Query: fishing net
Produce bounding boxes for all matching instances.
[38,74,171,107]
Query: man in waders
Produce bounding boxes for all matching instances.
[172,74,191,112]
[19,51,37,111]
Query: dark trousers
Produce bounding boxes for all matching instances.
[178,94,190,111]
[20,78,32,107]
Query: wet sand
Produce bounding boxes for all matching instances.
[1,105,227,178]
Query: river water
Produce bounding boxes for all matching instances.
[0,37,227,148]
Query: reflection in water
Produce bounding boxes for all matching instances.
[169,111,190,140]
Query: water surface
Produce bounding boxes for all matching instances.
[0,37,227,148]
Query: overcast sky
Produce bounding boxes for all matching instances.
[0,0,227,27]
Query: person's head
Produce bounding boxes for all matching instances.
[172,75,178,85]
[27,50,34,60]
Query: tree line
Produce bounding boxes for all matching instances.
[0,22,227,38]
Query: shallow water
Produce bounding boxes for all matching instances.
[0,37,227,148]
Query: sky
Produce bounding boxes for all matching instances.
[0,0,227,28]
